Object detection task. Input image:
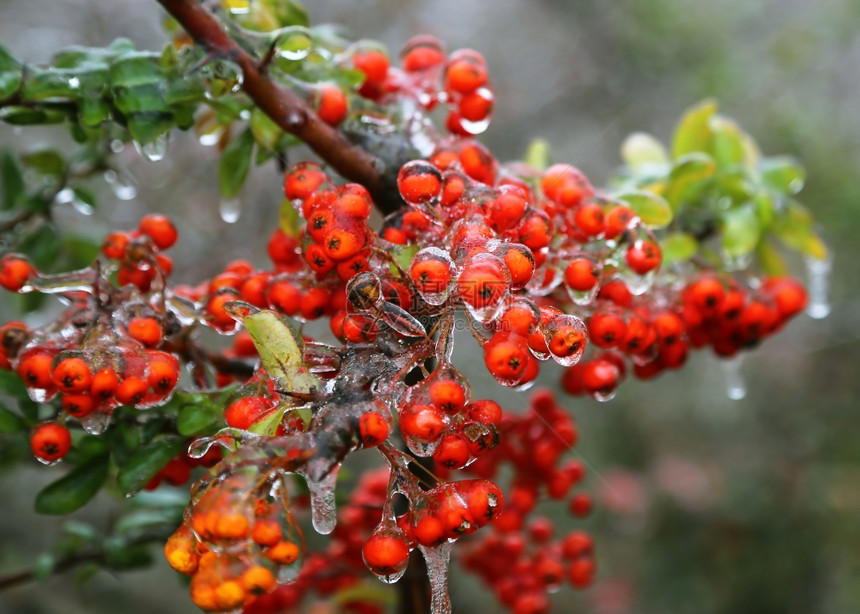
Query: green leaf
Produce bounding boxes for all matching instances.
[103,537,153,570]
[244,310,320,395]
[760,156,806,195]
[770,201,828,260]
[279,198,303,239]
[18,223,61,269]
[114,508,183,539]
[250,107,283,151]
[664,153,716,210]
[275,0,310,27]
[721,204,761,258]
[21,68,82,102]
[164,75,206,106]
[1,149,24,210]
[616,190,673,228]
[0,43,23,100]
[109,53,164,88]
[22,150,66,177]
[116,437,186,496]
[34,453,110,515]
[0,407,24,432]
[708,116,746,168]
[127,113,174,146]
[177,401,220,436]
[672,99,717,159]
[620,132,669,172]
[218,127,255,199]
[79,98,111,127]
[248,406,286,436]
[660,232,699,266]
[756,240,788,277]
[391,244,419,273]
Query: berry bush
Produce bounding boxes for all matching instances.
[0,1,835,613]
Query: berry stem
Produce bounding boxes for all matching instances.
[155,0,400,212]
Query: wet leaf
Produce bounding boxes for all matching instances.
[708,116,746,168]
[0,107,65,125]
[756,240,788,277]
[279,197,303,239]
[35,453,110,515]
[250,107,283,151]
[244,310,320,395]
[672,99,717,159]
[218,127,255,199]
[616,190,672,228]
[760,156,806,195]
[249,407,286,436]
[109,53,164,88]
[523,138,552,172]
[116,437,186,496]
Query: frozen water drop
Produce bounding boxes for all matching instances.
[220,197,242,223]
[110,139,125,153]
[67,76,80,90]
[223,0,250,15]
[277,29,313,61]
[722,354,746,400]
[805,255,831,319]
[133,132,169,162]
[307,467,340,535]
[420,542,453,614]
[103,169,137,200]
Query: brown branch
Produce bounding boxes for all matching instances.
[155,0,402,213]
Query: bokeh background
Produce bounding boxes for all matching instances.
[1,0,859,613]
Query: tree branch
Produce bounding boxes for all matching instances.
[155,0,403,213]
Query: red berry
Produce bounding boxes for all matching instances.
[30,423,72,463]
[139,214,178,250]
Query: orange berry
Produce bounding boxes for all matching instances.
[139,214,178,250]
[62,393,95,418]
[116,376,148,406]
[429,379,466,413]
[127,316,162,347]
[240,566,277,595]
[52,357,92,394]
[0,254,34,292]
[252,520,282,547]
[266,540,301,565]
[317,84,348,126]
[359,411,389,446]
[30,423,72,462]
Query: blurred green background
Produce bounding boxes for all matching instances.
[1,0,859,613]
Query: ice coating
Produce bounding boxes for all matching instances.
[722,354,746,401]
[420,542,453,614]
[805,255,831,319]
[306,467,340,535]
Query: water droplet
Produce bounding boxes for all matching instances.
[805,255,831,319]
[544,313,587,367]
[277,28,313,61]
[110,139,125,153]
[220,197,241,223]
[103,169,137,200]
[411,247,455,306]
[419,542,453,614]
[721,354,746,400]
[307,467,340,535]
[133,132,169,162]
[67,76,80,90]
[223,0,250,15]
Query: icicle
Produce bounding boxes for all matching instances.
[420,542,453,614]
[722,354,746,400]
[133,132,169,162]
[805,255,831,319]
[220,197,241,223]
[103,169,137,200]
[307,466,340,535]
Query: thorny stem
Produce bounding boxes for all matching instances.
[155,0,406,215]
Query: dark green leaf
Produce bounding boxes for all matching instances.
[177,401,219,436]
[18,223,61,269]
[0,44,23,100]
[79,98,111,127]
[34,453,110,515]
[1,149,24,210]
[164,76,206,106]
[116,437,186,496]
[22,150,66,177]
[0,407,24,432]
[127,113,174,146]
[114,508,182,539]
[218,127,255,199]
[32,553,55,580]
[21,68,82,102]
[103,537,154,570]
[0,106,65,125]
[672,99,716,159]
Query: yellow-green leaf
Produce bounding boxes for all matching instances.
[620,132,669,172]
[721,204,761,258]
[672,99,717,159]
[664,153,716,210]
[244,310,320,395]
[660,232,698,266]
[616,190,672,228]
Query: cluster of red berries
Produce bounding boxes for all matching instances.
[561,273,809,401]
[349,36,494,136]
